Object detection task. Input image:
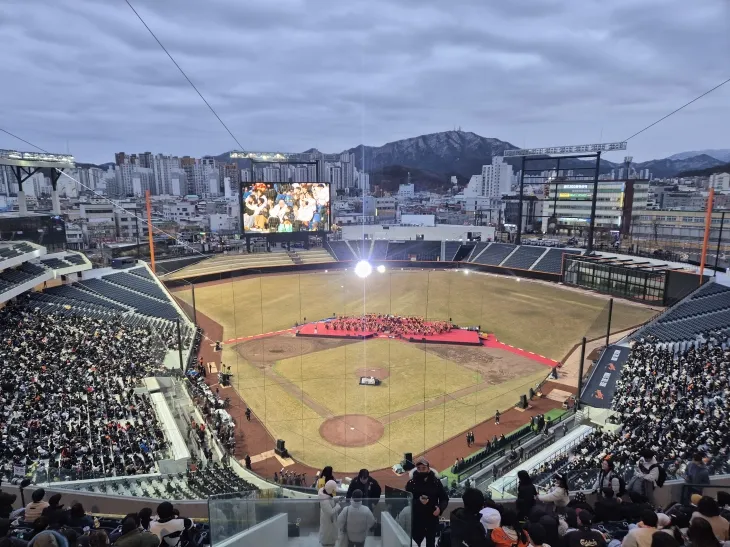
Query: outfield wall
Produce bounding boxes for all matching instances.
[162,260,561,289]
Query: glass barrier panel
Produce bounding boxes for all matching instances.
[208,494,412,547]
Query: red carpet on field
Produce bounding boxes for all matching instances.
[296,321,482,346]
[481,334,559,368]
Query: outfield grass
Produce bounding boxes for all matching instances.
[175,270,656,361]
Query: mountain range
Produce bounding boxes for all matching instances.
[218,130,726,192]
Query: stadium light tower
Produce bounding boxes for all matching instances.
[377,265,386,274]
[355,260,373,278]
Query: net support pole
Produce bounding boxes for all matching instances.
[176,318,184,371]
[586,152,602,254]
[605,298,613,348]
[699,188,715,284]
[576,336,587,410]
[191,284,198,325]
[146,190,156,274]
[516,156,526,245]
[713,211,725,277]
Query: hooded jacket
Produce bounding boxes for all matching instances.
[337,500,375,543]
[405,470,448,524]
[318,485,341,546]
[449,507,490,547]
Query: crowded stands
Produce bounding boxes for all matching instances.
[545,337,730,493]
[0,298,172,482]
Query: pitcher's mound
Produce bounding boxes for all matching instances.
[320,415,385,447]
[354,367,390,380]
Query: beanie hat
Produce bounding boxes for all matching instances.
[415,457,429,467]
[462,488,485,512]
[324,480,338,495]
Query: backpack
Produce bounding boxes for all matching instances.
[650,464,667,487]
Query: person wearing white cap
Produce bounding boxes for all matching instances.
[405,457,448,547]
[318,479,341,546]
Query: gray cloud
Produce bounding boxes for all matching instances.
[0,0,727,163]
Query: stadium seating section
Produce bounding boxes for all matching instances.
[637,281,730,342]
[444,241,461,261]
[41,254,88,269]
[325,240,356,261]
[531,248,581,274]
[501,245,545,270]
[0,262,48,293]
[472,243,516,266]
[371,240,389,260]
[386,241,441,261]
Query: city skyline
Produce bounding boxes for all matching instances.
[0,0,727,164]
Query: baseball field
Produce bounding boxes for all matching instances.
[173,269,656,471]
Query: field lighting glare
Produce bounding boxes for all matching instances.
[355,260,373,278]
[377,265,386,274]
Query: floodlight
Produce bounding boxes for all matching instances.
[377,265,386,274]
[355,260,372,278]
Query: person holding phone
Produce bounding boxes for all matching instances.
[405,457,448,547]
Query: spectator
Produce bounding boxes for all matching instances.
[114,517,160,547]
[345,469,381,504]
[450,488,489,547]
[0,494,16,519]
[0,518,28,547]
[568,492,592,513]
[621,492,653,522]
[479,501,502,535]
[490,509,528,547]
[138,508,153,532]
[537,515,560,547]
[405,457,448,547]
[564,511,606,547]
[516,471,538,519]
[595,488,622,523]
[621,510,658,547]
[596,459,623,497]
[337,490,375,547]
[527,523,550,547]
[686,518,721,547]
[24,490,48,523]
[40,496,65,528]
[317,466,335,491]
[26,531,67,547]
[67,504,93,529]
[58,530,77,547]
[691,497,729,542]
[318,480,341,547]
[684,454,711,504]
[148,502,192,547]
[717,491,730,521]
[87,530,108,547]
[538,474,569,510]
[650,531,680,547]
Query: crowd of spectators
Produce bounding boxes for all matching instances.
[327,314,456,337]
[242,182,329,233]
[450,483,730,547]
[0,301,173,482]
[1,491,204,547]
[540,338,730,492]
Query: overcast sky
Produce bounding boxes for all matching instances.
[1,0,728,164]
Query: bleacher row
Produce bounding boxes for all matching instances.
[0,262,50,295]
[0,242,36,263]
[28,267,181,321]
[41,253,87,269]
[636,281,730,342]
[325,240,582,274]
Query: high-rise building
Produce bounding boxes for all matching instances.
[138,152,153,169]
[115,152,127,166]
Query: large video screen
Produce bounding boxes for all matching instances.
[242,182,330,233]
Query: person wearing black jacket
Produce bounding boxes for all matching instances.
[594,488,622,523]
[516,470,538,519]
[405,457,448,547]
[346,469,382,505]
[450,489,490,547]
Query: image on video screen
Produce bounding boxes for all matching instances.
[242,182,330,233]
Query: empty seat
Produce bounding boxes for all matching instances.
[501,246,545,270]
[473,243,515,266]
[532,248,581,274]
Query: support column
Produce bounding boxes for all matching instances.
[50,169,64,216]
[586,152,602,254]
[516,156,526,245]
[18,190,27,214]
